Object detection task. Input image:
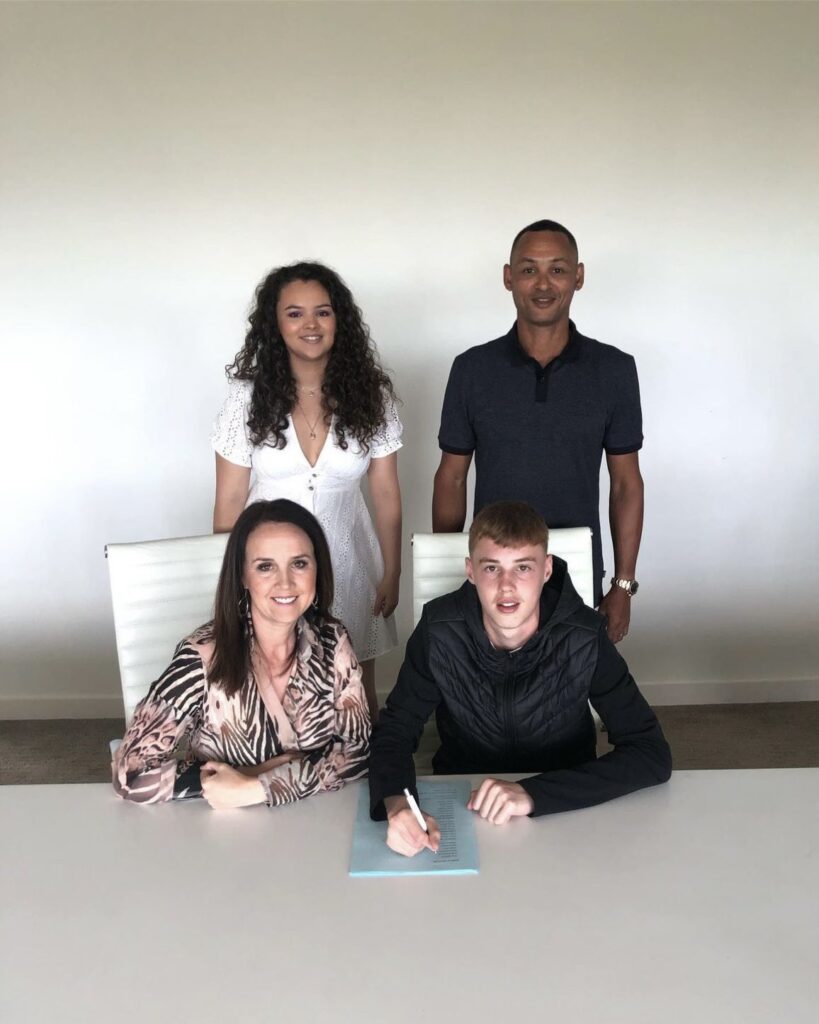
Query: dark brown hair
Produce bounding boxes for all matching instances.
[468,501,549,555]
[227,261,396,452]
[209,499,335,697]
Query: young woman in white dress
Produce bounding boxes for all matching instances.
[211,262,402,720]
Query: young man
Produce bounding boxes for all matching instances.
[368,502,670,858]
[433,220,644,645]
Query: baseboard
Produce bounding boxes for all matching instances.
[0,695,125,720]
[642,678,819,706]
[3,678,818,720]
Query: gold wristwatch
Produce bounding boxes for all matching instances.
[611,577,639,596]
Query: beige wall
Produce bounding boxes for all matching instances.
[2,1,818,715]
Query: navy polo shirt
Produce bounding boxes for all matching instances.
[438,321,643,603]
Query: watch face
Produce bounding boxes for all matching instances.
[629,580,639,595]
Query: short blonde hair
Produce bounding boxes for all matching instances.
[468,501,549,555]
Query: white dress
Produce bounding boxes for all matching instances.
[211,380,402,661]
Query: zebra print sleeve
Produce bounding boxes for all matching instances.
[112,632,208,803]
[258,626,371,807]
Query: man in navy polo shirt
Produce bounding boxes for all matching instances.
[432,219,644,643]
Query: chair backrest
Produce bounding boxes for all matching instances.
[106,533,229,725]
[412,527,594,626]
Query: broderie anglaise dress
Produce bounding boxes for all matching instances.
[211,380,401,661]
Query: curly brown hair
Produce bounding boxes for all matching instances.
[227,261,396,451]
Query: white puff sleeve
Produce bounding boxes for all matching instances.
[369,394,404,459]
[210,379,254,467]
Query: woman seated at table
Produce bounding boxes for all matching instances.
[112,499,370,808]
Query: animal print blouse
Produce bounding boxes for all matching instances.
[112,617,370,806]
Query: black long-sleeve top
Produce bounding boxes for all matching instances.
[369,561,671,819]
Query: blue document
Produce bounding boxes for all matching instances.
[349,779,479,877]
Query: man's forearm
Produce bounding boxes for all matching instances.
[384,794,409,813]
[368,725,418,821]
[432,474,466,532]
[609,477,644,578]
[518,631,672,816]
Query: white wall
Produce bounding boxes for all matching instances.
[2,1,817,717]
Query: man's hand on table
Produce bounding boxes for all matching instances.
[384,795,441,857]
[468,779,534,825]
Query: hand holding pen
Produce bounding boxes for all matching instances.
[383,788,441,858]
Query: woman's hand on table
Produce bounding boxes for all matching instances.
[200,761,266,809]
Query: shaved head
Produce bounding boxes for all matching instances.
[510,219,578,260]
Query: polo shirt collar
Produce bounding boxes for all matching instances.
[504,320,582,367]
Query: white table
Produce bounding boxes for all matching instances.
[2,770,818,1024]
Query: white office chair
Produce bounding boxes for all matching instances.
[106,533,229,728]
[410,528,596,771]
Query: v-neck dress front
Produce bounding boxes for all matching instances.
[211,379,402,660]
